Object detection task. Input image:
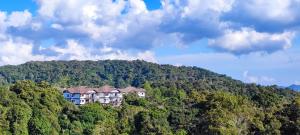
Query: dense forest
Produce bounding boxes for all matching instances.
[0,60,299,135]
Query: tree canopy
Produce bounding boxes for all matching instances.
[0,60,298,134]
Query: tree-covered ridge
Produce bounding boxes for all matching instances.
[0,60,299,134]
[0,80,300,135]
[0,60,233,87]
[0,60,297,105]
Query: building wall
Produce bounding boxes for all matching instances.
[93,92,123,105]
[137,92,145,97]
[63,89,143,106]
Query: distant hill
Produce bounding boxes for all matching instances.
[0,60,297,105]
[289,84,300,91]
[0,60,299,134]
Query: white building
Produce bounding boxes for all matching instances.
[62,85,146,106]
[63,86,96,105]
[119,86,146,98]
[93,85,123,106]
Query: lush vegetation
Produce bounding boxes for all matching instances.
[0,60,296,100]
[0,60,299,135]
[0,80,299,135]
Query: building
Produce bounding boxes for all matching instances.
[119,86,146,98]
[62,85,146,106]
[93,85,123,106]
[62,86,96,105]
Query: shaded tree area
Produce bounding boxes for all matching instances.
[0,60,296,104]
[0,80,299,134]
[0,60,299,134]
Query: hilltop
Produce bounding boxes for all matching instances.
[0,60,299,134]
[289,84,300,91]
[0,60,296,100]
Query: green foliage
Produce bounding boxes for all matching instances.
[203,92,264,134]
[134,110,172,135]
[0,60,299,135]
[278,97,300,134]
[0,60,296,102]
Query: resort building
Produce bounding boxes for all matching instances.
[62,85,146,106]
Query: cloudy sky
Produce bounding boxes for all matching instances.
[0,0,299,86]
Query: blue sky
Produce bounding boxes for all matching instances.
[0,0,299,86]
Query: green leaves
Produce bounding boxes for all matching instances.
[0,60,298,134]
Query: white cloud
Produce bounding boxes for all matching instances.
[34,0,163,51]
[181,0,234,18]
[37,0,126,23]
[295,81,300,85]
[7,10,32,27]
[51,23,63,30]
[223,0,300,32]
[0,0,299,67]
[2,0,298,57]
[137,51,157,63]
[49,39,157,62]
[160,0,232,43]
[0,38,157,66]
[0,38,50,65]
[0,12,7,39]
[239,0,299,23]
[209,28,295,54]
[50,39,92,60]
[243,71,276,85]
[0,12,7,32]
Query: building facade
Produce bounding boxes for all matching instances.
[119,86,146,98]
[62,85,145,106]
[63,86,96,105]
[93,85,123,106]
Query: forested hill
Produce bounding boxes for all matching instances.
[0,60,300,134]
[0,60,237,88]
[0,60,297,104]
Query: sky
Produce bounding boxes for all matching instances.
[0,0,299,86]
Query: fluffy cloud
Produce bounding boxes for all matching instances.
[243,71,276,85]
[49,39,157,62]
[7,10,32,27]
[222,0,300,32]
[33,0,163,51]
[0,38,49,65]
[209,28,294,54]
[0,38,157,66]
[159,0,234,43]
[0,0,299,66]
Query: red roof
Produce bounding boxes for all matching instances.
[63,85,144,94]
[64,86,96,94]
[94,85,117,93]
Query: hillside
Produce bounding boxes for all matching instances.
[0,60,237,88]
[0,60,296,102]
[0,60,299,134]
[289,84,300,91]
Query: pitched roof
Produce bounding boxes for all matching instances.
[64,86,96,94]
[62,85,144,94]
[119,86,146,93]
[94,85,117,93]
